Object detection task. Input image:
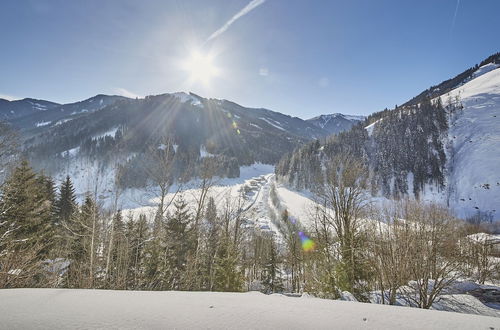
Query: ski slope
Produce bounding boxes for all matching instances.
[1,289,498,329]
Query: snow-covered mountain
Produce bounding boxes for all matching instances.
[442,62,500,220]
[4,92,341,198]
[0,98,60,120]
[363,61,500,219]
[307,113,365,135]
[9,94,129,131]
[276,53,500,221]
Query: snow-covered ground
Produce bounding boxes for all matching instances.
[441,63,500,220]
[1,289,498,329]
[120,164,278,234]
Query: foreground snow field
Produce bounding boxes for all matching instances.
[1,289,499,329]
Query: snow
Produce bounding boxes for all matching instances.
[467,232,500,244]
[28,101,48,111]
[54,156,118,205]
[259,117,285,131]
[35,121,51,127]
[365,122,375,136]
[309,114,365,129]
[472,63,500,79]
[121,163,275,217]
[171,92,203,108]
[365,118,382,136]
[70,109,88,115]
[249,122,262,129]
[92,127,119,140]
[200,145,215,158]
[0,289,498,329]
[276,185,316,227]
[439,64,500,220]
[7,269,21,276]
[60,146,80,157]
[343,114,366,121]
[54,118,72,126]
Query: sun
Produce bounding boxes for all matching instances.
[182,51,219,85]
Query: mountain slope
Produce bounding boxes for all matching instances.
[276,54,500,220]
[443,63,500,220]
[307,113,365,135]
[10,94,130,132]
[0,98,60,120]
[13,92,335,194]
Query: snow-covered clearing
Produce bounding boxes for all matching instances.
[35,121,51,127]
[1,289,498,329]
[276,185,316,227]
[259,117,285,131]
[121,164,278,233]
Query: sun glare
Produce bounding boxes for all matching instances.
[183,51,219,85]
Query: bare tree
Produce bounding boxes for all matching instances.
[399,201,464,309]
[314,153,371,296]
[367,202,414,305]
[142,136,178,217]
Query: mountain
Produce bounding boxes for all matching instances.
[9,94,129,132]
[0,98,60,120]
[306,113,365,135]
[2,92,343,197]
[276,53,500,221]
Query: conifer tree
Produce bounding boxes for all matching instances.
[107,210,128,289]
[165,196,193,290]
[125,214,149,289]
[55,175,77,224]
[213,234,243,292]
[143,208,165,290]
[201,197,219,290]
[262,236,284,294]
[0,160,53,256]
[64,194,99,288]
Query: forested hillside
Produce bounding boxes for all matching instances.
[276,97,449,198]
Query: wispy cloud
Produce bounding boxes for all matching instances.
[0,93,20,101]
[113,87,142,99]
[206,0,266,42]
[450,0,460,36]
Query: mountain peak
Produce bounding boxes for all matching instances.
[307,113,365,134]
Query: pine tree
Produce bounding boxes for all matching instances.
[213,234,243,292]
[55,175,77,225]
[143,208,165,290]
[164,196,193,290]
[0,160,54,255]
[107,210,127,289]
[64,194,100,288]
[125,214,149,289]
[202,197,219,290]
[262,236,284,294]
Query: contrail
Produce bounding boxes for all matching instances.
[450,0,460,36]
[206,0,266,42]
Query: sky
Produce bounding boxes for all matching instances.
[1,0,499,118]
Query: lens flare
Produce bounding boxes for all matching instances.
[298,231,315,252]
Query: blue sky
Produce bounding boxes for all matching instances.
[1,0,499,118]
